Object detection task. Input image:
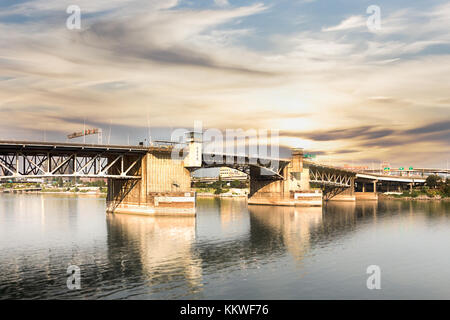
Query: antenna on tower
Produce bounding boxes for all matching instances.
[108,119,112,145]
[147,111,152,146]
[98,128,102,144]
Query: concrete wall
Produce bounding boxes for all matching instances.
[144,152,191,193]
[107,150,195,216]
[355,192,378,200]
[248,151,322,206]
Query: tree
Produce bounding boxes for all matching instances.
[230,180,247,188]
[442,179,450,197]
[425,175,441,189]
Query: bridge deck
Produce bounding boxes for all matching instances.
[356,173,426,183]
[0,140,157,155]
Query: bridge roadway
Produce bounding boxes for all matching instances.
[362,168,449,176]
[356,172,426,183]
[0,140,149,153]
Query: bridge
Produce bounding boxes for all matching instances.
[0,136,432,216]
[361,168,449,176]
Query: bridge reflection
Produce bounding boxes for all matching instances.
[106,214,203,298]
[248,206,322,263]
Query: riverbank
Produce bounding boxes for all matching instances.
[379,193,449,201]
[196,193,247,198]
[0,189,106,197]
[41,191,106,197]
[193,187,248,198]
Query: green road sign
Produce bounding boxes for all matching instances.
[399,167,404,170]
[409,167,414,170]
[384,167,390,171]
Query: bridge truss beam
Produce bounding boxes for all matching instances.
[309,166,355,200]
[309,168,353,188]
[0,152,142,180]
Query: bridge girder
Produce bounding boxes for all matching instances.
[0,151,143,180]
[200,153,289,181]
[308,165,355,200]
[309,167,354,188]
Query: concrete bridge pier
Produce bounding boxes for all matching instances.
[327,178,356,201]
[248,149,322,207]
[354,179,378,200]
[106,149,196,216]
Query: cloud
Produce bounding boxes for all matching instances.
[0,0,180,18]
[322,15,366,32]
[404,120,450,135]
[0,1,449,167]
[214,0,230,7]
[282,125,396,143]
[76,19,271,74]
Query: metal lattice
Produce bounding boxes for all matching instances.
[0,152,142,180]
[0,141,148,180]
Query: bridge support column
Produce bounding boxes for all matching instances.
[248,149,322,207]
[354,179,378,200]
[107,150,195,216]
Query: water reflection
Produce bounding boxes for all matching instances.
[105,214,203,298]
[248,206,322,263]
[0,194,449,299]
[0,194,108,299]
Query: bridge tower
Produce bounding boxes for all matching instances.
[184,131,202,168]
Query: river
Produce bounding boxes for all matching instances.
[0,194,449,299]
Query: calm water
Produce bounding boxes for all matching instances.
[0,194,449,299]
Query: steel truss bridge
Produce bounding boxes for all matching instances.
[306,161,356,199]
[0,141,147,180]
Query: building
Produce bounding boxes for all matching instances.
[219,167,248,180]
[342,164,369,171]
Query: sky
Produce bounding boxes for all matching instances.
[0,0,449,168]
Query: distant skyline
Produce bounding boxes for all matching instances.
[0,0,449,168]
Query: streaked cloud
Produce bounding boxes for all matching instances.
[322,15,366,32]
